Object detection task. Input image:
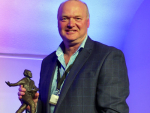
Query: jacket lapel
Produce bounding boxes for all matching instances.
[54,37,94,112]
[43,53,57,113]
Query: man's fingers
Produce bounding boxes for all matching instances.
[35,92,39,98]
[19,85,26,92]
[18,91,25,96]
[18,96,22,100]
[26,105,31,111]
[33,92,39,99]
[33,92,39,103]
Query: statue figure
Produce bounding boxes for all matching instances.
[5,69,39,113]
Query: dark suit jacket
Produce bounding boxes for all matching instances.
[37,37,129,113]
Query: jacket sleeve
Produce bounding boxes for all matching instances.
[96,49,129,113]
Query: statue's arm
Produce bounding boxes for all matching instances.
[5,78,25,87]
[32,84,39,91]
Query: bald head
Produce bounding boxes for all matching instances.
[57,0,90,20]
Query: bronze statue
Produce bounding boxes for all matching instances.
[5,69,39,113]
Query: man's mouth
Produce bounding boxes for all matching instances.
[66,30,77,34]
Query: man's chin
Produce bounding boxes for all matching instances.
[65,36,78,42]
[64,38,78,44]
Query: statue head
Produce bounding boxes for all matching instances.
[23,69,32,78]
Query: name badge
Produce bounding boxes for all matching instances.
[49,94,59,105]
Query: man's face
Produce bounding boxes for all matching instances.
[58,1,90,46]
[27,71,32,78]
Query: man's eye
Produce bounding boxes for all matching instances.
[76,18,81,21]
[61,17,67,21]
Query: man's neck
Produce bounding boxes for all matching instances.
[64,43,81,57]
[62,35,87,65]
[63,35,87,57]
[26,77,31,81]
[63,43,80,65]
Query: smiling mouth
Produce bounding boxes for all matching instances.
[66,30,77,34]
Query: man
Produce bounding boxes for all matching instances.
[18,0,129,113]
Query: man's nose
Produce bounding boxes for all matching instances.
[67,18,75,28]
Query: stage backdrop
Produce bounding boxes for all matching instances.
[0,0,149,113]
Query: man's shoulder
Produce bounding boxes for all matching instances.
[88,38,121,53]
[95,41,119,51]
[42,51,56,62]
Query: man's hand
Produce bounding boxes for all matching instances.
[18,85,39,111]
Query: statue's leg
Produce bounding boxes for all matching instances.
[23,96,36,113]
[16,103,27,113]
[27,100,36,113]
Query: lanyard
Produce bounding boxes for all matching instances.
[57,61,73,90]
